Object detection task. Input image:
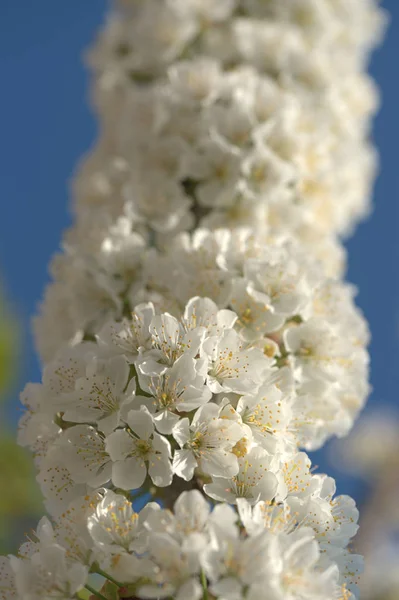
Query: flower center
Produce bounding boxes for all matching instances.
[232,437,249,458]
[159,392,175,408]
[135,439,151,456]
[189,431,204,454]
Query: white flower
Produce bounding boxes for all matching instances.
[236,498,293,538]
[182,296,237,337]
[204,446,278,504]
[86,493,156,584]
[203,328,271,394]
[172,403,244,481]
[284,319,353,380]
[138,312,205,376]
[58,425,112,488]
[106,407,172,489]
[167,59,222,106]
[18,383,61,464]
[244,248,313,318]
[10,543,88,600]
[127,2,198,73]
[205,99,255,150]
[124,178,193,233]
[327,549,363,599]
[169,489,210,536]
[42,344,93,398]
[138,354,212,434]
[235,381,294,453]
[49,493,100,566]
[180,0,237,24]
[63,256,123,336]
[251,528,341,600]
[243,141,294,195]
[287,475,360,550]
[59,355,134,435]
[230,278,285,340]
[145,490,211,555]
[88,490,158,554]
[37,447,87,516]
[99,228,145,285]
[276,452,315,502]
[184,135,242,208]
[139,533,202,600]
[0,558,17,600]
[202,526,273,600]
[96,302,155,360]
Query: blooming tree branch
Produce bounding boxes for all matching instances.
[1,1,386,599]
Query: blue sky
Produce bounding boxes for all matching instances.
[0,1,398,502]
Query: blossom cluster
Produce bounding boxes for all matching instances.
[20,289,367,502]
[75,0,385,266]
[33,235,369,453]
[1,1,385,599]
[1,488,361,600]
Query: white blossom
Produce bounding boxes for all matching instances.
[88,490,158,554]
[58,425,112,488]
[37,447,88,516]
[138,354,212,434]
[139,534,202,600]
[0,558,17,600]
[10,544,88,600]
[203,328,272,394]
[205,446,279,505]
[138,312,205,376]
[58,355,135,435]
[172,403,244,481]
[202,526,273,599]
[106,407,172,489]
[252,528,341,600]
[96,302,155,360]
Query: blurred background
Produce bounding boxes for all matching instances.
[0,1,398,597]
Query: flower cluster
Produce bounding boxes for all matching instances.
[2,488,361,600]
[76,0,385,266]
[20,291,367,507]
[34,237,369,452]
[8,290,366,599]
[2,1,385,599]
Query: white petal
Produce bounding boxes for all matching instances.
[153,410,181,435]
[148,454,173,487]
[172,418,191,447]
[176,578,202,600]
[105,429,133,461]
[126,408,154,440]
[211,577,242,599]
[112,457,147,490]
[201,449,239,478]
[173,449,197,481]
[174,490,210,530]
[258,471,279,502]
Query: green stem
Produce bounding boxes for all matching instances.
[201,570,209,600]
[84,584,109,600]
[95,568,123,589]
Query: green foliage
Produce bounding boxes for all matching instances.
[0,286,42,554]
[0,437,43,553]
[0,292,18,398]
